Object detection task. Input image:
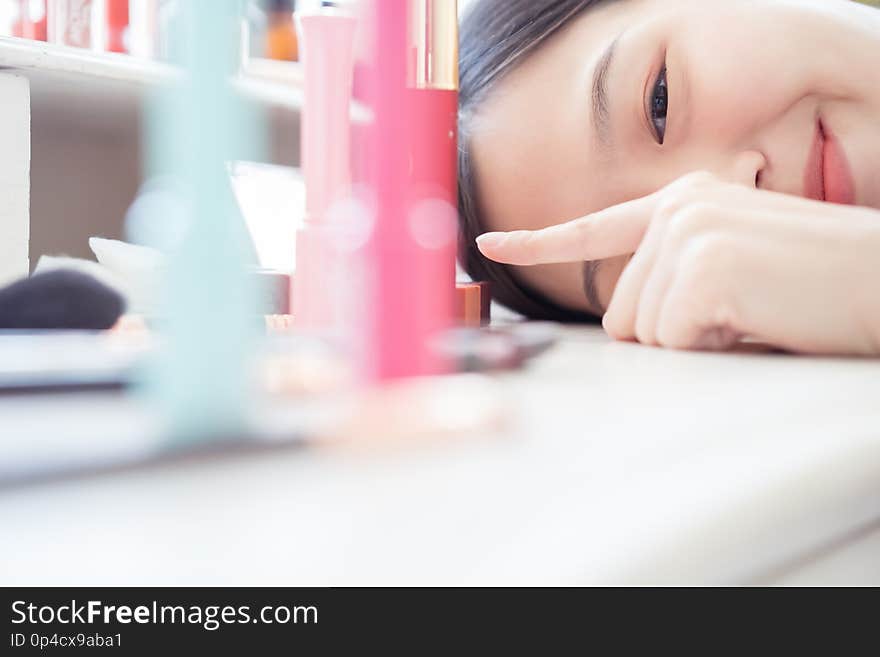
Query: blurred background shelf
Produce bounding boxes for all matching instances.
[0,36,307,265]
[0,35,304,149]
[0,34,175,84]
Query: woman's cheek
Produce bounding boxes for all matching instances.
[673,7,816,135]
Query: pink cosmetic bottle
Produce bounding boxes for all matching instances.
[405,0,459,375]
[356,0,459,381]
[293,8,357,331]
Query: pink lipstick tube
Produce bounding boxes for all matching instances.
[356,0,459,381]
[407,0,459,362]
[294,10,357,330]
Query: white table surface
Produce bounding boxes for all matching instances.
[2,326,879,585]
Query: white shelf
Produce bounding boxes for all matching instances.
[0,36,307,155]
[0,35,177,85]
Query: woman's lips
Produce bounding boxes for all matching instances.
[803,118,856,205]
[822,122,855,205]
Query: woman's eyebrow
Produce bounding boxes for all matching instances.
[582,260,605,313]
[591,32,623,148]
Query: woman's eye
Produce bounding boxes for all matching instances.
[650,66,668,144]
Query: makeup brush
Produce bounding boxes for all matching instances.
[0,270,125,330]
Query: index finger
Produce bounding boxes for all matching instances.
[475,193,654,266]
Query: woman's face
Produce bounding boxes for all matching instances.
[471,0,880,315]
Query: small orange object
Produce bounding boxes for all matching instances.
[455,281,491,327]
[266,0,298,62]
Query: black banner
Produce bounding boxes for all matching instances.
[0,587,871,652]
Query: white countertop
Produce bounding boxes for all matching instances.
[1,326,879,585]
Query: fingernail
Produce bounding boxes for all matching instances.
[475,232,504,250]
[601,313,623,339]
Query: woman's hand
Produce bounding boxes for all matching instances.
[476,171,880,355]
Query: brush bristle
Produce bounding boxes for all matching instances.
[0,270,126,330]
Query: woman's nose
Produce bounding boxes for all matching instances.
[727,150,768,189]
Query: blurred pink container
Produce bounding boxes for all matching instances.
[48,0,93,48]
[10,1,48,41]
[293,11,357,331]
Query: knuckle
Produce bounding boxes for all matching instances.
[571,215,596,240]
[680,234,734,277]
[656,171,717,222]
[654,195,687,224]
[678,170,716,189]
[676,236,741,324]
[665,202,719,241]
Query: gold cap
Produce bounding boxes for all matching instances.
[408,0,459,90]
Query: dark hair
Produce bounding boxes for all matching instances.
[458,0,606,322]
